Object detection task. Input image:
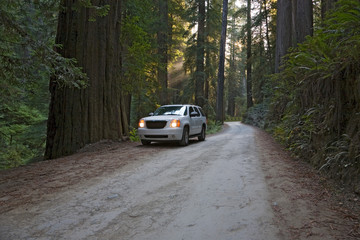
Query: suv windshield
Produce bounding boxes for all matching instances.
[153,106,185,116]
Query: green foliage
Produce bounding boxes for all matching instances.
[243,102,269,129]
[120,15,154,94]
[121,0,165,125]
[206,119,223,135]
[0,0,65,168]
[267,0,360,189]
[225,116,242,122]
[129,128,140,142]
[0,103,47,168]
[73,0,110,21]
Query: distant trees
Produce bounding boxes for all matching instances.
[246,0,253,108]
[195,0,206,107]
[216,0,228,123]
[157,0,169,105]
[226,1,241,117]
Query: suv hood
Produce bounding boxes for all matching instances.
[143,115,181,121]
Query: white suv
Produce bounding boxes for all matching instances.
[138,104,207,146]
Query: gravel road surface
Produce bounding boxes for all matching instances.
[0,122,359,240]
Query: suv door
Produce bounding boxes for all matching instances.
[193,107,202,134]
[188,106,197,135]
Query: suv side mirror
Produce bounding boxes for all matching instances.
[190,111,198,117]
[149,112,154,116]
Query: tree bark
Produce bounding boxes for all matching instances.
[275,0,313,73]
[263,0,272,67]
[275,0,292,73]
[195,0,206,107]
[295,0,313,43]
[204,0,210,102]
[321,0,338,19]
[216,0,228,123]
[227,47,236,116]
[227,12,236,117]
[158,0,169,105]
[246,0,253,108]
[45,0,128,159]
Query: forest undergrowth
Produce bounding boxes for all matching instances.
[260,0,360,193]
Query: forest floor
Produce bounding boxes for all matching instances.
[0,122,359,239]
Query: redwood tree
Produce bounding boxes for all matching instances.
[321,0,338,19]
[195,0,206,107]
[274,0,292,73]
[216,0,228,123]
[246,0,253,108]
[275,0,313,73]
[157,0,169,105]
[45,1,129,159]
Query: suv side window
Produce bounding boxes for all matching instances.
[194,107,200,117]
[184,106,188,116]
[189,107,194,115]
[198,107,205,117]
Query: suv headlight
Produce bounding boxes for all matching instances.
[170,119,181,128]
[139,119,145,128]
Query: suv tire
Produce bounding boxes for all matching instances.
[179,126,189,146]
[198,125,206,141]
[141,140,151,145]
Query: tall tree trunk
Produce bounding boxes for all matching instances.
[216,0,228,123]
[195,0,205,107]
[45,0,128,159]
[204,0,210,102]
[246,0,253,108]
[295,0,313,43]
[227,13,236,117]
[263,0,272,68]
[158,0,169,105]
[321,0,337,19]
[275,0,292,73]
[275,0,313,73]
[227,43,236,116]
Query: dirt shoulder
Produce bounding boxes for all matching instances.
[0,141,163,214]
[254,128,360,239]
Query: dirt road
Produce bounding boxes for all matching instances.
[0,122,359,239]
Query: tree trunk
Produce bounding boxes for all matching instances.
[227,13,236,117]
[295,0,313,43]
[195,0,205,107]
[216,0,228,123]
[45,0,128,159]
[204,0,210,102]
[227,48,236,116]
[158,0,169,105]
[275,0,292,73]
[246,0,253,108]
[263,0,272,68]
[275,0,313,73]
[321,0,338,19]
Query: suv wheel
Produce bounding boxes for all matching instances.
[141,140,151,145]
[179,126,189,146]
[198,125,206,141]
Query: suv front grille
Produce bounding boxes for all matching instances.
[146,121,167,129]
[144,135,168,138]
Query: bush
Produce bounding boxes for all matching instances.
[206,119,223,134]
[129,128,140,142]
